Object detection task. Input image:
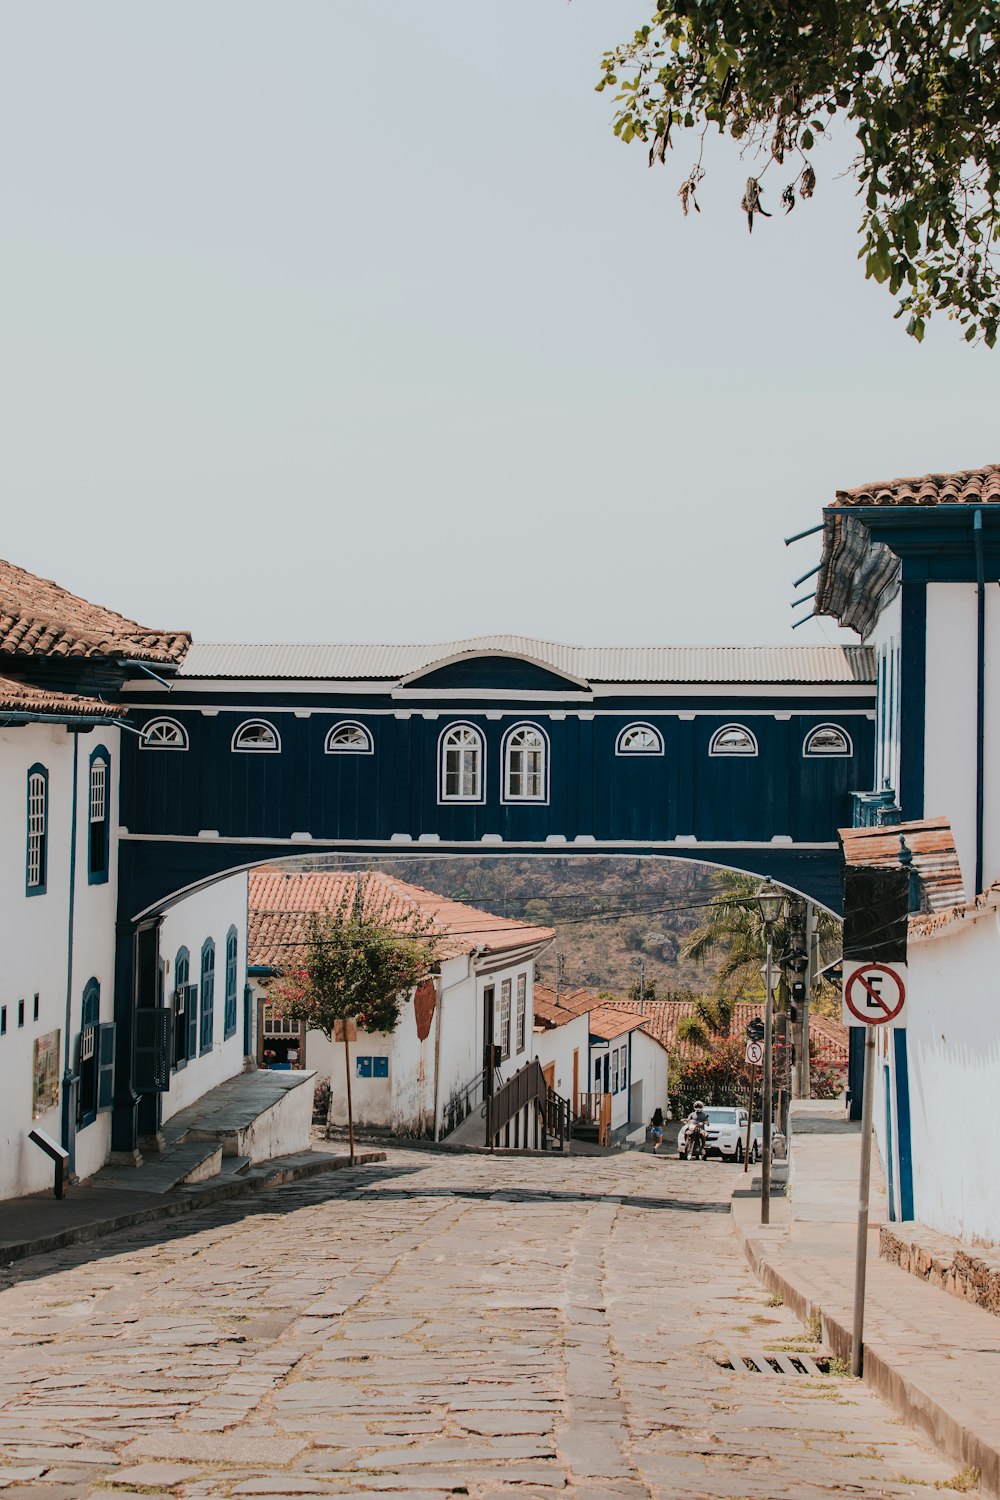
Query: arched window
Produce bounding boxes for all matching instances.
[174,947,192,1068]
[616,723,664,756]
[325,721,374,755]
[88,745,110,884]
[78,978,101,1127]
[224,926,239,1039]
[26,765,48,895]
[803,723,853,757]
[439,723,485,802]
[232,719,280,753]
[709,723,758,757]
[139,717,188,750]
[502,723,549,802]
[200,939,216,1054]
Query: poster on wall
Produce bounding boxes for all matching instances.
[33,1029,61,1117]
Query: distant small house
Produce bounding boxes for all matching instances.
[247,868,554,1137]
[532,985,669,1145]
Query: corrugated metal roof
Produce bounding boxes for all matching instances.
[180,638,875,686]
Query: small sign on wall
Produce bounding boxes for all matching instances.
[33,1030,61,1118]
[334,1019,357,1042]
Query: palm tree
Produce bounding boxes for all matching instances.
[675,994,735,1050]
[681,871,841,1001]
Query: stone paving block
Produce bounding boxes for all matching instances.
[105,1463,201,1487]
[121,1437,305,1466]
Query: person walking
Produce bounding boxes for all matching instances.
[649,1107,664,1153]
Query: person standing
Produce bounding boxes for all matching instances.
[649,1107,664,1153]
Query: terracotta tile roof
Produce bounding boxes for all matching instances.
[0,559,190,665]
[587,1005,656,1043]
[909,877,1000,941]
[605,998,849,1069]
[839,816,966,913]
[533,984,667,1049]
[834,463,1000,509]
[815,464,1000,632]
[533,984,602,1027]
[249,869,554,969]
[0,673,126,719]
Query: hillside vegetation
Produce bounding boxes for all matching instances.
[363,856,723,996]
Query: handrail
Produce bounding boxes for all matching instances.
[487,1058,547,1142]
[441,1064,504,1139]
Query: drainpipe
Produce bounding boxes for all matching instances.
[61,730,81,1171]
[974,508,986,894]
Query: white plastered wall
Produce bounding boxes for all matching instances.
[897,911,1000,1244]
[0,723,120,1200]
[158,870,248,1124]
[923,583,979,890]
[532,1013,588,1102]
[631,1032,669,1124]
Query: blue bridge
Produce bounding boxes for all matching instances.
[119,636,875,919]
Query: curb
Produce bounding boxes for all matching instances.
[0,1151,386,1268]
[731,1195,1000,1498]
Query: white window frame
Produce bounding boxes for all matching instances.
[615,722,665,756]
[27,771,46,890]
[499,979,512,1061]
[515,973,526,1053]
[802,723,853,758]
[708,723,759,757]
[232,719,281,753]
[325,721,374,755]
[438,722,486,804]
[612,1046,620,1094]
[139,716,189,751]
[89,760,106,825]
[501,722,549,804]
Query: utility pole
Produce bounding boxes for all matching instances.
[638,958,646,1015]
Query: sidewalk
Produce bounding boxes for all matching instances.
[732,1103,1000,1497]
[0,1145,385,1267]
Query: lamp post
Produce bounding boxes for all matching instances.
[755,880,786,1225]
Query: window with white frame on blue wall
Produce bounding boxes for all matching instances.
[88,745,110,884]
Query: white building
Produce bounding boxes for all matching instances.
[815,462,1000,1242]
[0,676,123,1200]
[532,984,669,1145]
[153,870,251,1127]
[247,867,554,1138]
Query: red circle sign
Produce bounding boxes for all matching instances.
[844,963,906,1025]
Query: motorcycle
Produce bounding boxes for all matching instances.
[677,1113,708,1160]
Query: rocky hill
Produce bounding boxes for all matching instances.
[371,855,723,997]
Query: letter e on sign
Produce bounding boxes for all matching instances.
[842,962,907,1028]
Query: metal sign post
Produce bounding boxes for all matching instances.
[761,932,774,1224]
[843,959,907,1376]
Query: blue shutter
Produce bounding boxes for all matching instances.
[186,983,199,1061]
[224,929,238,1039]
[200,941,215,1054]
[97,1022,116,1110]
[134,1010,172,1093]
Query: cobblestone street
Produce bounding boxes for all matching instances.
[0,1150,977,1500]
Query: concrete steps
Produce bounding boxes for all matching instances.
[94,1071,317,1194]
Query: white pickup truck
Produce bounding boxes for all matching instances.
[677,1107,786,1163]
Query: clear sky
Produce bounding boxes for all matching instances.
[2,2,997,649]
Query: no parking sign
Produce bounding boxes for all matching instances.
[842,962,907,1028]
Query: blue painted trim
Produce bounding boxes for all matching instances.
[898,577,927,821]
[78,978,102,1130]
[25,762,49,896]
[87,743,111,885]
[882,1062,896,1221]
[61,737,79,1171]
[893,1029,914,1220]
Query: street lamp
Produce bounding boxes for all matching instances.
[755,880,785,1224]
